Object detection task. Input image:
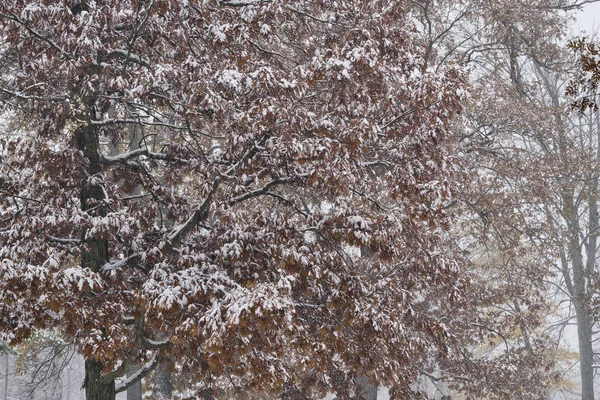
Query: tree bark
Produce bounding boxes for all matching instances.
[79,117,115,400]
[85,360,116,400]
[153,363,173,399]
[126,363,143,400]
[3,353,8,400]
[574,300,595,400]
[569,219,595,400]
[356,376,377,400]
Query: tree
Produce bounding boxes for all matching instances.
[0,340,14,400]
[402,0,577,397]
[450,37,600,399]
[0,1,468,399]
[13,330,75,400]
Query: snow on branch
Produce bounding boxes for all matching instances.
[91,117,189,132]
[48,236,81,245]
[144,338,171,348]
[105,49,150,68]
[102,148,188,165]
[101,253,143,272]
[0,86,66,102]
[114,352,158,394]
[229,176,297,206]
[220,0,270,6]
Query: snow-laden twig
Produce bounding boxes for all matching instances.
[229,176,298,206]
[144,338,171,348]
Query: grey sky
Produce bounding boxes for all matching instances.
[574,1,600,34]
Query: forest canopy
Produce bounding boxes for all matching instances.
[1,0,600,399]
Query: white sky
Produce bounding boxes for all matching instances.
[573,1,600,34]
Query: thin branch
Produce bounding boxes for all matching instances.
[0,13,72,59]
[220,0,270,6]
[229,175,307,206]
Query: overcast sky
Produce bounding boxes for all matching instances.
[573,1,600,34]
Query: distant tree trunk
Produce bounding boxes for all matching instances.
[567,206,595,400]
[4,353,8,400]
[356,376,377,400]
[66,364,71,400]
[356,245,377,400]
[85,360,116,400]
[153,363,173,399]
[126,363,143,400]
[572,237,595,400]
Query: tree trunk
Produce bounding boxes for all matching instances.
[570,232,595,400]
[3,353,8,400]
[575,300,595,400]
[85,360,116,400]
[356,376,377,400]
[66,363,71,400]
[79,115,115,400]
[153,363,173,399]
[126,363,143,400]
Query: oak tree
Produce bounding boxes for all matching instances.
[0,1,468,399]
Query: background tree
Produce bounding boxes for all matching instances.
[405,0,600,398]
[450,36,600,399]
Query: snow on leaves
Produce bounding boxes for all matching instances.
[0,0,468,398]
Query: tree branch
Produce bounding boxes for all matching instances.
[0,13,72,59]
[115,353,158,394]
[220,0,271,6]
[167,178,220,249]
[228,175,307,206]
[102,148,188,165]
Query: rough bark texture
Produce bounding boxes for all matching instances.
[80,121,115,400]
[85,360,116,400]
[356,376,377,400]
[126,363,143,400]
[153,363,173,399]
[566,191,596,400]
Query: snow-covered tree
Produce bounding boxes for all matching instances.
[0,1,468,399]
